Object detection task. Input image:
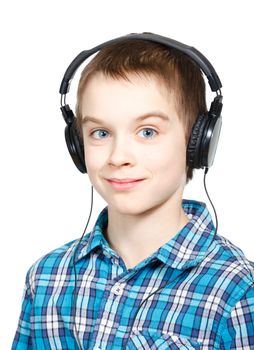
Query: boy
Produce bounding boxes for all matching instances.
[12,33,254,349]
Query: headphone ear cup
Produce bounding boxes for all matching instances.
[64,122,87,173]
[187,113,207,169]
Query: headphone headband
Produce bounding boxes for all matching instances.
[59,32,222,95]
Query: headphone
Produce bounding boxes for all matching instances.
[59,32,223,172]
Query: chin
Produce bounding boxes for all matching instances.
[107,199,159,217]
[108,204,142,216]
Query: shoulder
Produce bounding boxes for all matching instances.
[214,233,254,281]
[25,233,91,293]
[206,232,254,303]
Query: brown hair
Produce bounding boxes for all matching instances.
[75,38,207,183]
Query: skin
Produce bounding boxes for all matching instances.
[81,71,189,269]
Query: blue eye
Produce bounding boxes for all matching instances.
[138,128,158,139]
[90,129,109,139]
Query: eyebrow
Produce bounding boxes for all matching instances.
[81,112,170,126]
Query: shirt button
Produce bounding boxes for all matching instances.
[112,283,124,296]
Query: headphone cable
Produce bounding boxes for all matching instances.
[72,185,94,350]
[204,167,218,241]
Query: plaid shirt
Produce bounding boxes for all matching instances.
[12,199,254,349]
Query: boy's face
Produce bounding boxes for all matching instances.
[81,72,187,216]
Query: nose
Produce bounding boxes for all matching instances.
[107,136,135,168]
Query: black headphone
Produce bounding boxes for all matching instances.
[59,32,223,173]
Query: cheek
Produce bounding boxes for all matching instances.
[83,146,101,178]
[150,137,186,168]
[152,139,187,184]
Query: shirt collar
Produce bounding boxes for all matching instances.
[76,199,216,270]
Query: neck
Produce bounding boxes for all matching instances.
[104,198,189,269]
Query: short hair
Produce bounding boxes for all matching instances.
[75,38,207,183]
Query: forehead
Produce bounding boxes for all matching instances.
[83,71,171,97]
[80,72,177,125]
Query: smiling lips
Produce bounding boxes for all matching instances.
[108,178,143,183]
[106,178,145,190]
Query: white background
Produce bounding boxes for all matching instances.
[1,0,254,348]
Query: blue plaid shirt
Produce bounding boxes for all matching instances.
[12,199,254,349]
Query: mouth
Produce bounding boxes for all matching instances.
[107,178,144,183]
[106,178,145,190]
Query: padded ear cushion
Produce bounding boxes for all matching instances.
[187,113,208,169]
[65,123,87,173]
